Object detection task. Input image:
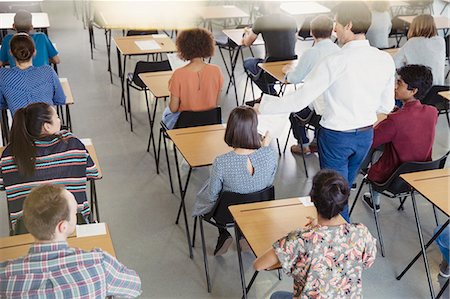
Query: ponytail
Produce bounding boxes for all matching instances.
[10,103,53,177]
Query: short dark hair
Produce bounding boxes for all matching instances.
[10,33,35,63]
[333,2,372,34]
[311,15,334,39]
[23,185,70,241]
[176,28,215,61]
[224,106,261,150]
[397,64,433,100]
[310,169,349,219]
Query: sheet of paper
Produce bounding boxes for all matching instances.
[299,196,313,207]
[152,34,168,39]
[76,223,106,237]
[135,39,161,51]
[59,77,68,83]
[257,113,290,139]
[80,138,92,146]
[167,53,189,70]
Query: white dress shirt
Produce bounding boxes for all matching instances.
[366,11,392,49]
[393,36,445,85]
[260,39,395,131]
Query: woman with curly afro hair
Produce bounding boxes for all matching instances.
[162,28,224,129]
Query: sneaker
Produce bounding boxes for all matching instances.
[363,193,381,212]
[290,144,312,156]
[214,233,233,256]
[439,259,450,278]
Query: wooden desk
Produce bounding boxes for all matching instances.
[198,5,249,21]
[166,124,231,258]
[222,28,264,47]
[114,35,176,121]
[397,168,450,299]
[59,78,74,131]
[230,198,343,298]
[0,224,115,261]
[383,48,399,56]
[258,59,298,83]
[438,90,450,101]
[280,2,331,15]
[398,15,450,31]
[138,70,173,169]
[0,12,49,29]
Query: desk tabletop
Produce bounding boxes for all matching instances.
[398,15,450,29]
[60,78,74,105]
[139,70,172,98]
[167,124,231,168]
[198,5,249,20]
[114,35,177,56]
[229,198,319,258]
[0,224,116,261]
[0,12,49,29]
[438,90,450,101]
[222,28,264,47]
[401,168,450,216]
[280,2,330,15]
[258,59,298,83]
[383,48,399,56]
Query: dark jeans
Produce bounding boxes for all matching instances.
[243,57,277,95]
[289,107,321,145]
[318,127,374,222]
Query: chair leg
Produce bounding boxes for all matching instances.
[299,141,309,178]
[126,80,132,130]
[276,138,281,156]
[397,196,407,211]
[446,109,450,128]
[277,269,282,280]
[433,205,439,226]
[242,76,249,105]
[199,218,211,292]
[349,177,366,217]
[369,185,385,257]
[162,131,174,194]
[283,126,292,154]
[192,216,197,247]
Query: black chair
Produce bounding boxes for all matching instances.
[284,110,321,178]
[126,60,172,132]
[157,107,222,193]
[421,85,450,128]
[126,30,161,61]
[192,186,275,292]
[297,17,314,40]
[445,35,449,79]
[349,150,450,257]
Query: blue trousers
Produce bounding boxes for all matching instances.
[270,291,293,299]
[318,127,374,222]
[435,225,449,263]
[243,57,277,95]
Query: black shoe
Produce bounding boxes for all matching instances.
[351,183,357,190]
[245,98,262,107]
[214,232,233,256]
[363,193,380,212]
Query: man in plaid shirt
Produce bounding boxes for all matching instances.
[0,185,142,298]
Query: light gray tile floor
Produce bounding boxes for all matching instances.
[0,1,449,298]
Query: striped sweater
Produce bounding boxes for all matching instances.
[0,131,99,224]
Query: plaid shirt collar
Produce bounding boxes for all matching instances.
[28,241,69,254]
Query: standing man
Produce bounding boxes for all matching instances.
[257,2,395,221]
[0,185,142,298]
[242,3,297,95]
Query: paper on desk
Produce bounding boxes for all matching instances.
[80,138,92,146]
[76,223,106,237]
[135,40,161,51]
[299,196,314,207]
[152,34,168,39]
[257,113,290,139]
[167,53,189,70]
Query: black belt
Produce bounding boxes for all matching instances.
[339,125,373,133]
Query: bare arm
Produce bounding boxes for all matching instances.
[168,94,180,113]
[241,28,258,47]
[253,248,279,271]
[49,55,60,65]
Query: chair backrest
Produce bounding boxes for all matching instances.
[132,60,172,88]
[421,85,450,111]
[206,185,275,224]
[372,150,450,195]
[174,107,222,129]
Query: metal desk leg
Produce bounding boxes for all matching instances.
[89,180,100,222]
[146,96,160,170]
[226,46,241,106]
[235,224,248,299]
[105,29,113,84]
[66,105,72,132]
[173,146,194,258]
[119,54,128,120]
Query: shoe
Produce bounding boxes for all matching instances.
[439,259,450,278]
[214,232,233,256]
[363,193,380,212]
[290,144,312,156]
[244,98,262,107]
[351,183,357,190]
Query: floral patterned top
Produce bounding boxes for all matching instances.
[273,223,377,299]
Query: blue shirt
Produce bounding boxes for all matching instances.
[0,32,58,67]
[0,65,66,115]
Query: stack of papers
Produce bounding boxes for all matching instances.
[257,113,290,139]
[76,223,107,237]
[135,40,161,51]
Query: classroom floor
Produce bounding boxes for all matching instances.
[0,2,449,299]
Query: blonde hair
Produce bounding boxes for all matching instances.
[407,15,437,38]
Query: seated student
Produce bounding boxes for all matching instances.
[435,225,449,278]
[0,10,60,67]
[193,106,278,256]
[0,102,99,230]
[0,184,142,298]
[282,15,340,155]
[363,65,437,211]
[162,28,224,129]
[254,169,377,299]
[0,34,66,116]
[366,1,392,49]
[393,15,445,85]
